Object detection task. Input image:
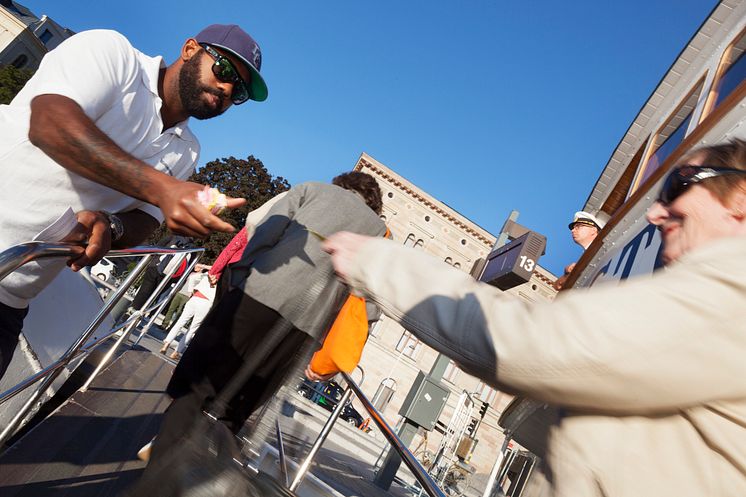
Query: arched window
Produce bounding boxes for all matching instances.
[444,257,453,265]
[368,315,384,338]
[396,331,422,359]
[11,54,28,69]
[403,234,415,247]
[413,239,425,250]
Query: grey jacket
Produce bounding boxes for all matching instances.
[345,235,746,497]
[231,182,386,339]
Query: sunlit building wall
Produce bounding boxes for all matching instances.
[352,152,557,475]
[0,0,72,69]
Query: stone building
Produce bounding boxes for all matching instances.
[0,0,72,69]
[351,152,557,479]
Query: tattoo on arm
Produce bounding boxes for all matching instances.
[29,94,168,205]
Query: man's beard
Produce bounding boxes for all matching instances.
[178,54,228,120]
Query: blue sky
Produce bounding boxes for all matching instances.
[27,0,717,275]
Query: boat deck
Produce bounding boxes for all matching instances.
[0,348,171,497]
[0,342,429,497]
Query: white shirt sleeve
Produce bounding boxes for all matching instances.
[28,30,140,121]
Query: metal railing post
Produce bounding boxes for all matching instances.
[0,243,204,446]
[80,252,200,391]
[340,372,446,497]
[132,252,201,346]
[289,386,353,492]
[0,253,154,446]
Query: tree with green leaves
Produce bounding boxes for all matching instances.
[0,64,34,104]
[149,155,290,263]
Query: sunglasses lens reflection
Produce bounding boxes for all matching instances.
[211,59,250,104]
[660,173,682,205]
[215,60,236,82]
[232,84,249,104]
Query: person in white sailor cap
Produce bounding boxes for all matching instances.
[568,210,606,250]
[552,211,606,290]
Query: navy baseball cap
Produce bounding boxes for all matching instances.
[195,24,268,102]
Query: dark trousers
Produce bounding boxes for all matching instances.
[148,289,309,463]
[130,266,161,311]
[0,302,28,380]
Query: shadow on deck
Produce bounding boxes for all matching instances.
[0,348,173,497]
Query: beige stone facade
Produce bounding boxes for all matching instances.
[351,152,557,479]
[0,1,72,70]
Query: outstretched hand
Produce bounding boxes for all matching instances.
[322,231,376,284]
[158,181,246,238]
[62,210,111,271]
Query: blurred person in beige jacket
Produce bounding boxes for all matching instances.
[323,139,746,497]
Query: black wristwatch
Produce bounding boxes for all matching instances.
[101,211,124,242]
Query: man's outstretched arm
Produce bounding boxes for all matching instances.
[29,94,245,238]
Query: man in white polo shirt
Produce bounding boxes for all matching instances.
[0,24,268,378]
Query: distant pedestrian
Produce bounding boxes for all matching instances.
[160,270,215,360]
[161,267,205,331]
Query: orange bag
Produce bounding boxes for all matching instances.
[309,295,368,375]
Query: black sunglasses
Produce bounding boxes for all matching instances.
[200,44,250,105]
[657,165,746,205]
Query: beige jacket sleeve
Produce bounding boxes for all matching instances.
[346,236,746,414]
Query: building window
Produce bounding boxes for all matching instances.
[611,138,650,207]
[396,331,422,359]
[403,234,416,247]
[387,192,394,198]
[453,262,461,269]
[443,360,459,383]
[369,314,385,338]
[444,257,453,265]
[475,382,497,404]
[633,80,704,190]
[11,54,28,69]
[380,214,387,222]
[413,239,424,250]
[707,28,746,113]
[460,239,467,246]
[424,215,430,222]
[39,29,54,45]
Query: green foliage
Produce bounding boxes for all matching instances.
[148,155,290,263]
[0,64,34,104]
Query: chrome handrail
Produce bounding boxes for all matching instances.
[289,384,355,492]
[80,250,202,392]
[3,242,446,497]
[291,370,446,497]
[0,242,203,446]
[340,372,446,497]
[0,242,79,282]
